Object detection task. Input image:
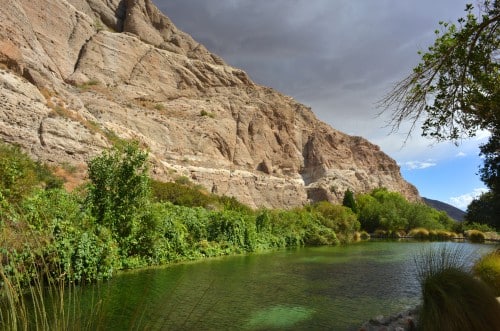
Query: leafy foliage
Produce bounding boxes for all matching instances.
[86,142,151,254]
[465,191,500,229]
[342,189,358,213]
[380,1,499,141]
[380,1,500,223]
[1,139,468,290]
[0,142,62,205]
[152,180,215,208]
[356,188,455,233]
[312,202,360,241]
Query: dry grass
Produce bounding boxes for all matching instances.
[473,249,500,296]
[465,230,486,243]
[408,227,429,239]
[52,163,88,192]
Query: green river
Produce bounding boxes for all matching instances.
[78,241,495,330]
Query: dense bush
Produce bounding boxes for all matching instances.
[152,179,254,215]
[465,191,499,230]
[1,140,472,286]
[356,188,455,233]
[342,189,358,212]
[0,142,62,205]
[1,189,118,283]
[86,142,151,256]
[312,202,360,242]
[152,180,216,208]
[456,221,497,233]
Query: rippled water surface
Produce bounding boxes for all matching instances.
[81,241,494,330]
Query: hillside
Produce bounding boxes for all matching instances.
[0,0,419,208]
[423,197,466,222]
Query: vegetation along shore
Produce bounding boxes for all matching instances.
[1,140,499,329]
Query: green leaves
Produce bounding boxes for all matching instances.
[86,142,151,253]
[380,1,499,142]
[356,188,455,233]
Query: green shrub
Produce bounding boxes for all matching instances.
[461,221,497,233]
[218,195,254,214]
[359,231,370,240]
[207,211,256,252]
[15,188,118,282]
[473,249,500,296]
[152,180,215,208]
[312,201,359,242]
[0,142,62,205]
[342,189,358,212]
[356,188,455,233]
[86,142,151,254]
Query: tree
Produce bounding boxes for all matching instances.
[479,128,500,193]
[380,1,499,220]
[380,1,499,141]
[342,189,358,213]
[86,142,151,250]
[465,191,499,229]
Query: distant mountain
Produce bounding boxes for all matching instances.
[423,197,466,222]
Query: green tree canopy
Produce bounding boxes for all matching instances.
[86,142,151,245]
[380,1,499,226]
[342,189,358,213]
[380,1,499,141]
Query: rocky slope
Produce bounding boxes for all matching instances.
[0,0,419,208]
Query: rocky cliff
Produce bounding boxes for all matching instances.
[0,0,419,208]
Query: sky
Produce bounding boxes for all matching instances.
[153,0,490,210]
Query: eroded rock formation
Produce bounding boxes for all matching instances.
[0,0,419,208]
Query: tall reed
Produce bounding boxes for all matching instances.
[0,256,103,330]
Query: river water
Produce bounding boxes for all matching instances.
[80,241,495,330]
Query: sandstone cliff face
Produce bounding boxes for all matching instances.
[0,0,419,208]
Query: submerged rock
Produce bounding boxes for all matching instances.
[359,307,418,331]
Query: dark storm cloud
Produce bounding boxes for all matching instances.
[153,0,472,151]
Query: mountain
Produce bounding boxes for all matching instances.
[423,198,466,222]
[0,0,419,208]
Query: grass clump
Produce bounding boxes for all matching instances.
[409,227,430,240]
[419,268,500,330]
[465,229,486,243]
[415,244,500,330]
[199,110,215,118]
[473,249,500,296]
